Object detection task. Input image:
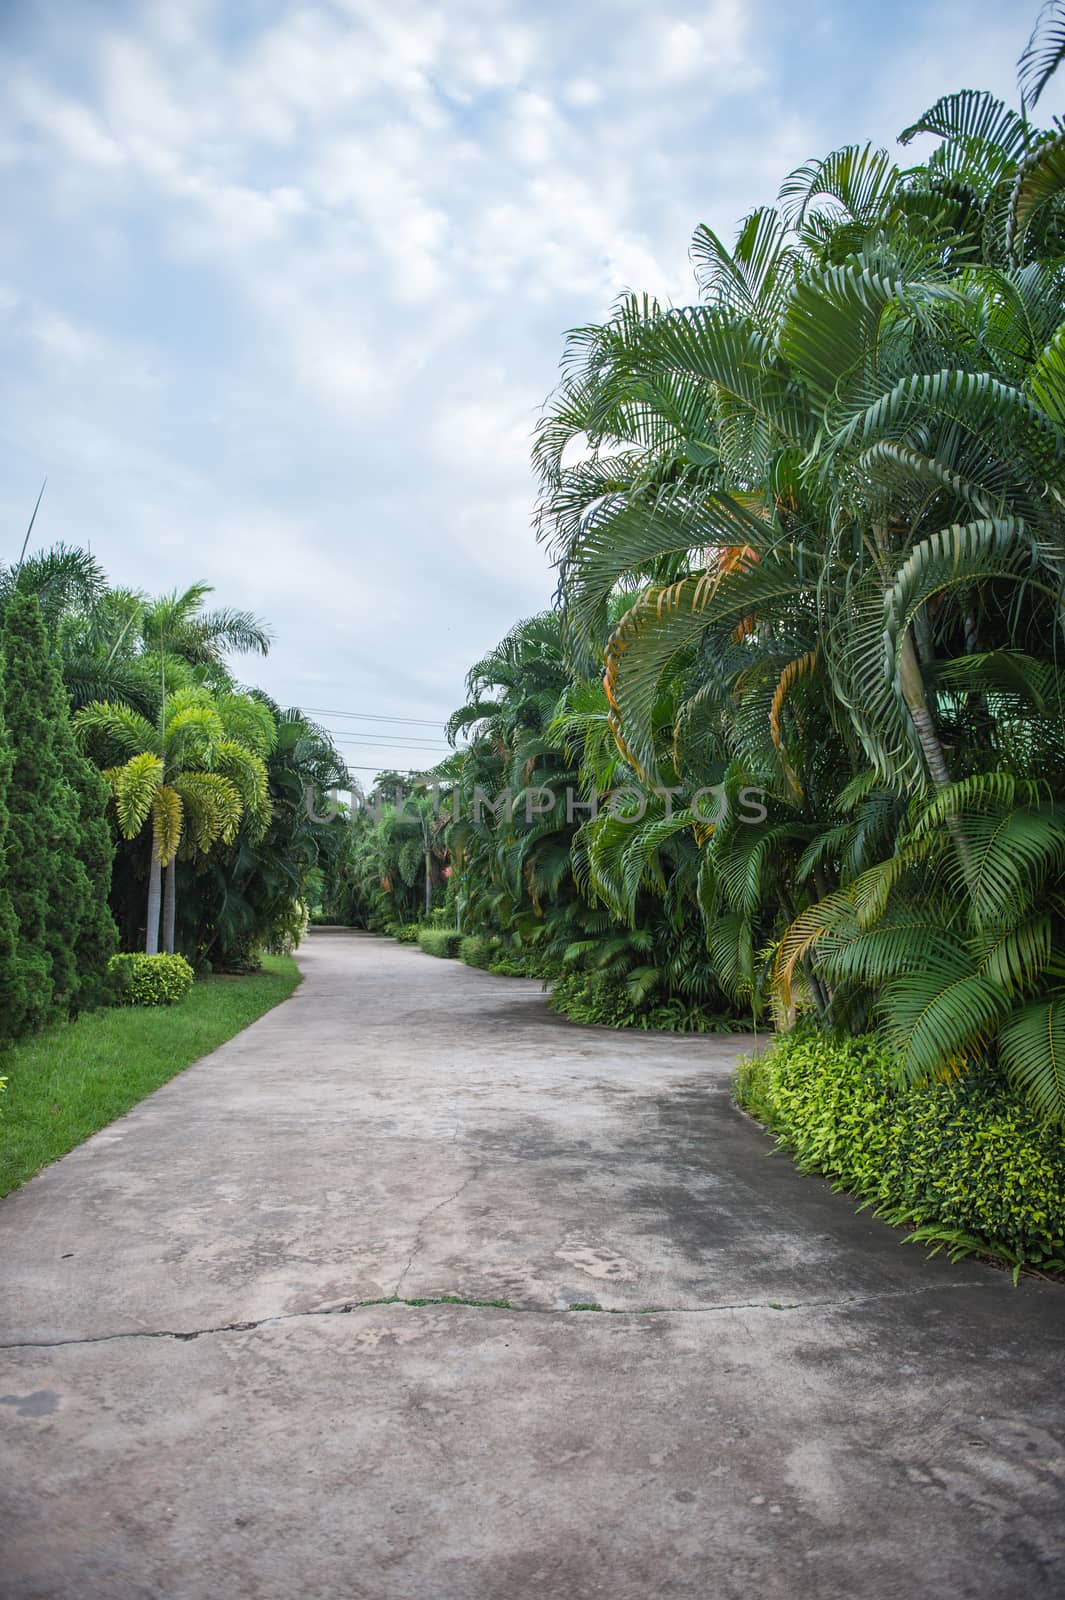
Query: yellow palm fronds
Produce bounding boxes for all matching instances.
[150,784,184,865]
[108,752,164,839]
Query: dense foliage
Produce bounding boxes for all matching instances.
[325,775,446,930]
[0,538,347,1036]
[338,11,1065,1109]
[736,1031,1065,1276]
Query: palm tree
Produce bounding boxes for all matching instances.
[190,704,350,966]
[0,541,107,634]
[526,36,1065,1113]
[4,531,274,715]
[139,583,273,676]
[1019,1,1065,110]
[74,688,273,954]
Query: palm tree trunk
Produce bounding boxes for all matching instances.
[873,525,955,792]
[145,852,162,955]
[912,607,935,669]
[897,628,955,790]
[162,862,177,955]
[897,627,978,891]
[424,851,432,918]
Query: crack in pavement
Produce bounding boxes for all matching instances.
[392,1165,484,1300]
[0,1279,996,1352]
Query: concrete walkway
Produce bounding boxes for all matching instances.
[2,929,1063,1598]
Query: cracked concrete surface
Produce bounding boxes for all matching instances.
[392,1165,485,1300]
[1,928,1063,1598]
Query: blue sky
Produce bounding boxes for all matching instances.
[0,0,1031,773]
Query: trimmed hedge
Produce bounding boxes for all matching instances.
[736,1029,1065,1277]
[108,953,195,1007]
[416,928,463,959]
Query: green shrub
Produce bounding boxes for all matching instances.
[459,935,500,969]
[416,928,463,959]
[211,938,262,976]
[735,1030,1065,1277]
[488,947,563,980]
[489,953,533,977]
[549,971,747,1033]
[108,953,196,1007]
[391,923,421,945]
[266,899,309,954]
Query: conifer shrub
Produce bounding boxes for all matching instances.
[1,592,115,1032]
[64,721,118,1010]
[0,647,25,1043]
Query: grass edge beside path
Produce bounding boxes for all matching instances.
[0,954,302,1198]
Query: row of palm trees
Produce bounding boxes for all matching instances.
[397,8,1065,1113]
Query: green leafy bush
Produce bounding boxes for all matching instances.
[736,1030,1065,1277]
[488,950,561,979]
[416,928,463,959]
[488,953,528,977]
[210,938,262,976]
[459,935,499,969]
[549,971,747,1033]
[386,922,421,944]
[266,899,309,955]
[108,953,195,1007]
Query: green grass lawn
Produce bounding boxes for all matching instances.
[0,953,301,1197]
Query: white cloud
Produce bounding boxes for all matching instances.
[636,0,754,88]
[563,78,602,109]
[506,92,559,167]
[11,74,126,168]
[309,130,450,303]
[654,20,706,82]
[0,0,1037,732]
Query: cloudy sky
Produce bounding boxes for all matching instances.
[0,0,1030,774]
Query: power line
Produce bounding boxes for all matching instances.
[325,728,449,742]
[328,735,452,751]
[303,705,445,728]
[333,762,441,774]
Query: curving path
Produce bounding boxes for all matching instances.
[1,928,1063,1598]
